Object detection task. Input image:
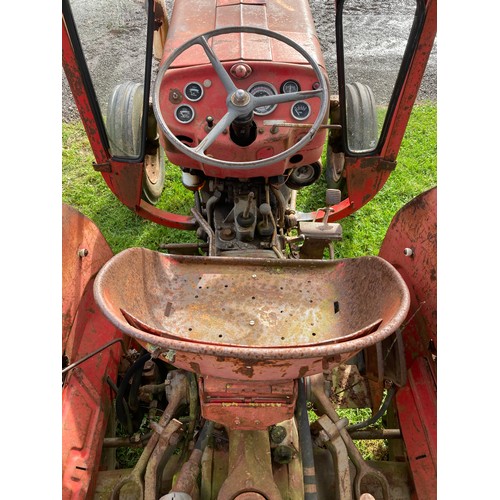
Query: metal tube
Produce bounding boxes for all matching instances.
[347,385,396,431]
[169,420,215,495]
[296,379,318,500]
[191,207,217,256]
[349,429,401,440]
[62,338,126,375]
[206,190,221,227]
[103,432,153,448]
[270,185,286,227]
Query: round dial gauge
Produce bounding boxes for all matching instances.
[184,82,204,102]
[291,101,311,121]
[248,82,278,116]
[281,80,301,94]
[175,104,195,124]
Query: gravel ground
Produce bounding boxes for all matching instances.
[62,0,436,123]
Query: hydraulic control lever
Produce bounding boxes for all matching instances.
[298,188,343,259]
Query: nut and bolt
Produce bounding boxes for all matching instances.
[249,320,255,326]
[270,425,287,444]
[78,248,88,258]
[403,247,414,257]
[231,63,252,79]
[231,89,251,106]
[169,89,182,104]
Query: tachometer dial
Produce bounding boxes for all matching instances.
[248,82,278,116]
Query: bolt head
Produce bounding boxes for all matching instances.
[231,89,251,106]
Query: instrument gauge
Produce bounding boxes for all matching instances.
[281,80,301,94]
[184,82,204,102]
[248,82,278,116]
[291,101,311,121]
[175,104,195,124]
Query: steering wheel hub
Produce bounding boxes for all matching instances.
[231,89,251,107]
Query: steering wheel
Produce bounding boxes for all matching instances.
[153,26,329,170]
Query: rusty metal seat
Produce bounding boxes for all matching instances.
[94,248,409,381]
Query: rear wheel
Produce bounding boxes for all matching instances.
[106,81,165,205]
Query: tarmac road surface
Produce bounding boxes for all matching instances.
[62,0,436,122]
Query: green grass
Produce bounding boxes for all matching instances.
[337,407,389,461]
[62,104,436,257]
[296,103,437,258]
[62,122,197,254]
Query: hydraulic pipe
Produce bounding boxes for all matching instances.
[169,420,215,496]
[296,378,318,500]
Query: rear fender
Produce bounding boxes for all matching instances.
[62,204,124,499]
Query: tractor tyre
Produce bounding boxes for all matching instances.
[326,82,377,192]
[345,82,378,152]
[106,81,165,205]
[107,81,143,157]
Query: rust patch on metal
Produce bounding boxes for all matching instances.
[189,362,201,373]
[94,249,410,381]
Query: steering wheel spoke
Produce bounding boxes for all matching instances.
[194,109,239,155]
[253,88,324,110]
[197,36,237,94]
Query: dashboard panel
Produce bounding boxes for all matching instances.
[157,60,329,179]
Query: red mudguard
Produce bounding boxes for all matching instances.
[62,204,124,499]
[379,187,437,499]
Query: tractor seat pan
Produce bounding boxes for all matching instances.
[94,248,409,380]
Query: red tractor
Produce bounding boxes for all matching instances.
[62,0,437,498]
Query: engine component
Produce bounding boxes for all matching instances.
[286,161,322,189]
[257,203,274,237]
[181,171,205,191]
[234,192,257,241]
